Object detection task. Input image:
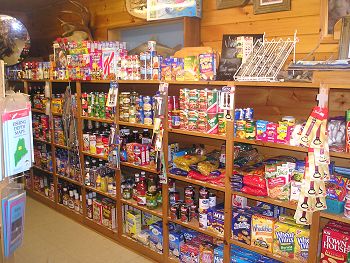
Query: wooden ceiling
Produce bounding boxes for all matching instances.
[0,0,65,13]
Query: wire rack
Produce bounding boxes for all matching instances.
[234,32,298,82]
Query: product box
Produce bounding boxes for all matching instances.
[321,227,350,263]
[232,211,252,245]
[266,122,278,143]
[294,227,310,262]
[149,222,163,253]
[126,210,141,236]
[180,240,200,263]
[92,199,103,224]
[169,230,184,258]
[161,57,172,81]
[256,202,284,218]
[210,208,225,236]
[251,214,276,252]
[256,120,269,141]
[101,199,116,229]
[199,53,216,81]
[184,56,199,81]
[232,194,247,208]
[346,109,350,153]
[142,212,161,226]
[273,222,295,258]
[214,245,223,263]
[199,241,215,263]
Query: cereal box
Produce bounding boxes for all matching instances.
[126,210,141,236]
[232,211,252,245]
[169,230,184,258]
[294,227,310,262]
[256,120,269,141]
[251,214,276,252]
[199,53,216,81]
[321,227,350,263]
[266,122,278,143]
[273,222,295,258]
[184,56,199,81]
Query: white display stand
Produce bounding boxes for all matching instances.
[0,60,16,263]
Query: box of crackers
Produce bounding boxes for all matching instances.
[251,214,276,252]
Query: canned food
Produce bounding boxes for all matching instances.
[180,204,190,223]
[209,193,216,208]
[170,203,180,220]
[184,186,195,205]
[169,191,180,205]
[199,212,208,229]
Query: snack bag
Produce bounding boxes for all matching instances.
[273,222,295,258]
[251,214,276,252]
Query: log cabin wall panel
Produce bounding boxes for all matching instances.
[14,0,336,58]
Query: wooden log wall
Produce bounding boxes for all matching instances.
[1,0,340,59]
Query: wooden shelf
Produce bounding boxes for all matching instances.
[85,185,117,200]
[56,204,83,223]
[121,198,162,218]
[234,137,307,153]
[57,175,82,186]
[168,217,224,240]
[168,174,225,192]
[320,211,350,224]
[121,162,158,173]
[53,143,70,150]
[169,128,226,140]
[32,108,46,114]
[234,137,350,159]
[82,151,108,160]
[81,116,114,123]
[26,79,48,82]
[32,165,53,175]
[84,218,117,239]
[120,234,163,262]
[229,239,300,263]
[27,189,56,209]
[231,190,297,210]
[330,151,350,159]
[118,121,153,130]
[33,137,51,144]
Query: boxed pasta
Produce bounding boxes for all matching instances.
[251,214,276,252]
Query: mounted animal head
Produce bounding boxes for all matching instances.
[58,0,93,42]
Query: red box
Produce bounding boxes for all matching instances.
[320,227,350,263]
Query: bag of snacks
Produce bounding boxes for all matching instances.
[173,155,206,171]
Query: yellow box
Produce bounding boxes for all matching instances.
[273,221,295,258]
[126,210,141,236]
[294,227,310,263]
[251,214,276,252]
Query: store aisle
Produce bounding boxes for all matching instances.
[15,197,153,263]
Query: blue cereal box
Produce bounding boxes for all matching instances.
[232,211,252,245]
[214,245,224,263]
[169,230,184,258]
[149,222,163,253]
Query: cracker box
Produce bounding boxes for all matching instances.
[256,202,284,218]
[180,240,200,263]
[321,227,350,263]
[169,230,184,258]
[273,222,295,258]
[210,208,225,236]
[199,241,215,263]
[126,210,141,236]
[149,222,163,253]
[232,211,252,245]
[199,53,216,81]
[251,214,276,252]
[232,194,247,208]
[184,56,199,81]
[92,199,103,224]
[294,227,310,262]
[101,199,116,229]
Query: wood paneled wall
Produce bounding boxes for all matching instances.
[17,0,339,59]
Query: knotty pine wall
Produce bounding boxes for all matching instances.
[23,0,338,59]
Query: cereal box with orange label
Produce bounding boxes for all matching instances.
[321,225,350,263]
[273,221,295,258]
[251,214,276,252]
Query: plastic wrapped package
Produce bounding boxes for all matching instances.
[328,117,346,152]
[173,154,206,171]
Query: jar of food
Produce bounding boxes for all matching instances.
[146,192,158,210]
